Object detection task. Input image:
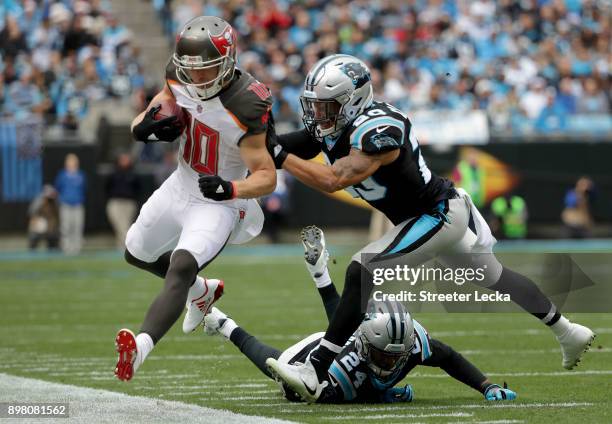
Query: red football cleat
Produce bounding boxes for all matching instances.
[114,328,137,381]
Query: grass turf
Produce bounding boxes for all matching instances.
[0,251,610,423]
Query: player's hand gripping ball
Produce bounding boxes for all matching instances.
[132,100,187,143]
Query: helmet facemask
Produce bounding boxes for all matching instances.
[173,53,235,100]
[300,96,348,140]
[357,332,413,380]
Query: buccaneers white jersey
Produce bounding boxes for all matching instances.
[166,64,273,200]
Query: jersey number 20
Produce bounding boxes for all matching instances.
[183,120,220,175]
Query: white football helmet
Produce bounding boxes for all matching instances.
[355,301,415,380]
[300,54,374,140]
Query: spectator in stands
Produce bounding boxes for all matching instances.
[54,153,86,255]
[105,153,141,249]
[2,69,49,120]
[0,0,143,131]
[490,194,528,239]
[157,0,610,139]
[0,15,28,58]
[562,177,596,239]
[577,78,610,114]
[27,184,60,251]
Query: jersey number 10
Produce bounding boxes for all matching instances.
[183,119,220,175]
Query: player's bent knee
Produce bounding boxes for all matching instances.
[167,250,199,287]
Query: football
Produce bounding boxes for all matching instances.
[152,98,188,128]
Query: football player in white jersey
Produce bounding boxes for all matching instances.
[114,16,276,381]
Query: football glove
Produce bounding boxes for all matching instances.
[132,105,184,143]
[198,175,235,201]
[381,384,413,403]
[484,382,517,401]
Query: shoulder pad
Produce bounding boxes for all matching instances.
[220,70,273,135]
[349,115,405,154]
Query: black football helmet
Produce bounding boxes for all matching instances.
[172,16,237,100]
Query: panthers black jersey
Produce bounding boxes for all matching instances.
[284,320,432,403]
[321,101,455,225]
[323,320,431,403]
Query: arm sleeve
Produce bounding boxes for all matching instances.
[421,338,487,393]
[277,128,321,159]
[317,284,340,323]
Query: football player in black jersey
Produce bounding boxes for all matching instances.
[265,54,594,402]
[204,226,516,403]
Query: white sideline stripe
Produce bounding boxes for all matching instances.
[328,412,473,420]
[432,328,611,337]
[460,347,612,355]
[446,421,524,424]
[0,373,294,424]
[273,401,594,413]
[406,370,612,378]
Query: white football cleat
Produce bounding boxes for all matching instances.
[182,278,224,334]
[557,322,595,369]
[203,307,230,338]
[266,357,328,404]
[300,225,329,279]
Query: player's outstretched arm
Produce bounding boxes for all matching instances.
[423,338,516,401]
[282,148,399,193]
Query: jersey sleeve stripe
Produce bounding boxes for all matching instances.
[413,320,431,361]
[329,361,357,400]
[223,108,248,132]
[349,116,405,150]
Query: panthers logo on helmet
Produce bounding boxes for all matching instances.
[340,62,370,89]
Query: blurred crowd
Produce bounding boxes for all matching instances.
[162,0,611,135]
[0,0,145,130]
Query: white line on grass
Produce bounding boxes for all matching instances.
[0,373,293,424]
[327,412,473,420]
[271,401,595,413]
[405,370,612,378]
[446,420,524,424]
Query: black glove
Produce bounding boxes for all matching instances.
[265,113,288,169]
[198,175,235,201]
[132,105,184,142]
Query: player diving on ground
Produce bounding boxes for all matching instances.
[264,54,595,402]
[204,226,517,403]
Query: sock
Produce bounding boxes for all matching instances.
[219,318,238,340]
[313,268,332,288]
[490,267,560,324]
[318,284,340,322]
[551,315,571,337]
[187,276,205,302]
[229,327,282,378]
[134,333,154,372]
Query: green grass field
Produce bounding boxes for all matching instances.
[0,249,611,423]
